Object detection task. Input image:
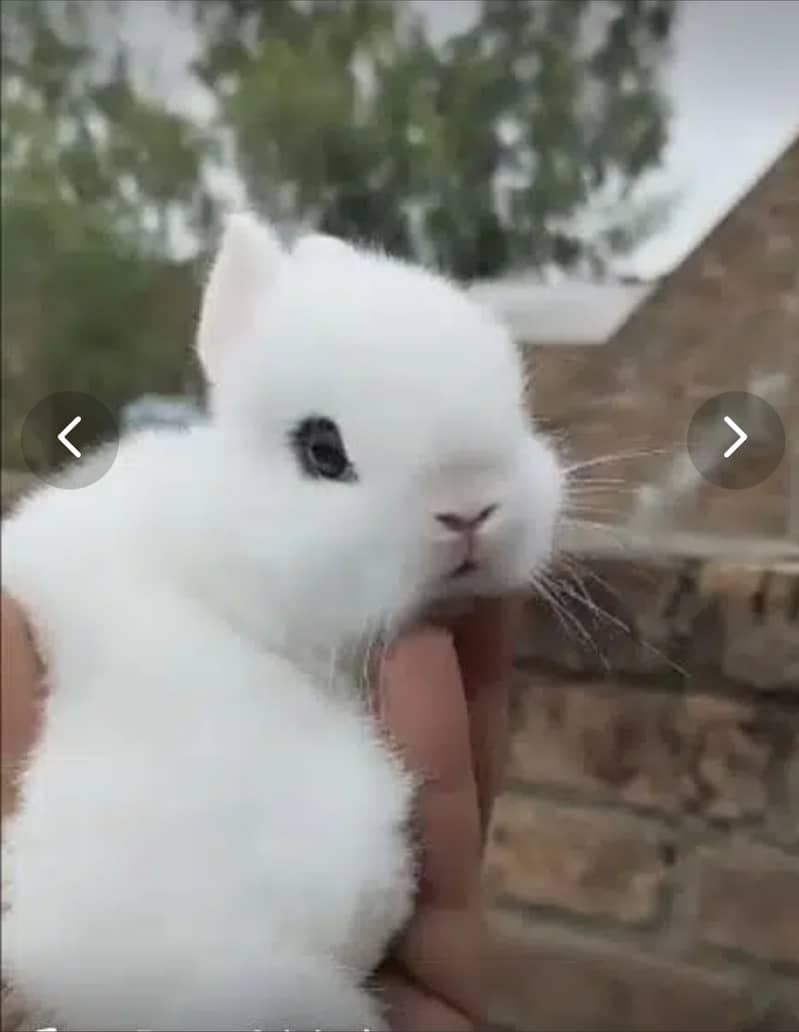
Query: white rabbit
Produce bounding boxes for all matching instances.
[1,214,563,1032]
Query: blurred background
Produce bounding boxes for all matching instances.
[1,1,798,1029]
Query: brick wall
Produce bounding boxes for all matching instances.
[528,135,799,540]
[485,555,799,1031]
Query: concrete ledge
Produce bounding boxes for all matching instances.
[558,521,799,565]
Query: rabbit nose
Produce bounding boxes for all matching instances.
[435,503,498,534]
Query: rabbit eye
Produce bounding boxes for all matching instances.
[291,416,356,482]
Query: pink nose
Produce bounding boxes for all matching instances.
[435,504,498,534]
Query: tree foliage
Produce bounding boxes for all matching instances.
[1,0,207,467]
[2,0,677,469]
[192,0,677,277]
[2,0,212,248]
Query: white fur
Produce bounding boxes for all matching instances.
[1,214,563,1031]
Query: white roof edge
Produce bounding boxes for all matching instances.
[620,125,799,280]
[467,276,657,345]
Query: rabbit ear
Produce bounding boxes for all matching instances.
[293,232,355,264]
[197,212,285,385]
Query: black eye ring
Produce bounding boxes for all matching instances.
[291,416,356,482]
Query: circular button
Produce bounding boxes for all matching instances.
[21,391,119,490]
[686,391,785,489]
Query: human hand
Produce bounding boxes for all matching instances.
[1,594,44,823]
[376,598,517,1031]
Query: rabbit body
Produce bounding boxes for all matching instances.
[1,217,562,1031]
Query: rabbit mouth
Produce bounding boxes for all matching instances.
[449,558,479,579]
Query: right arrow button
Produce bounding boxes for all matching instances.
[722,414,748,459]
[687,391,786,490]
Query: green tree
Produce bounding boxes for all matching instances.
[1,0,208,468]
[2,0,213,250]
[1,0,678,469]
[191,0,678,278]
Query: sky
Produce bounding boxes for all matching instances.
[120,0,799,281]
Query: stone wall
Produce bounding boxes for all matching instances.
[485,554,799,1031]
[527,135,799,541]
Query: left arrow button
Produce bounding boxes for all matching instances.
[20,391,119,490]
[57,415,83,458]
